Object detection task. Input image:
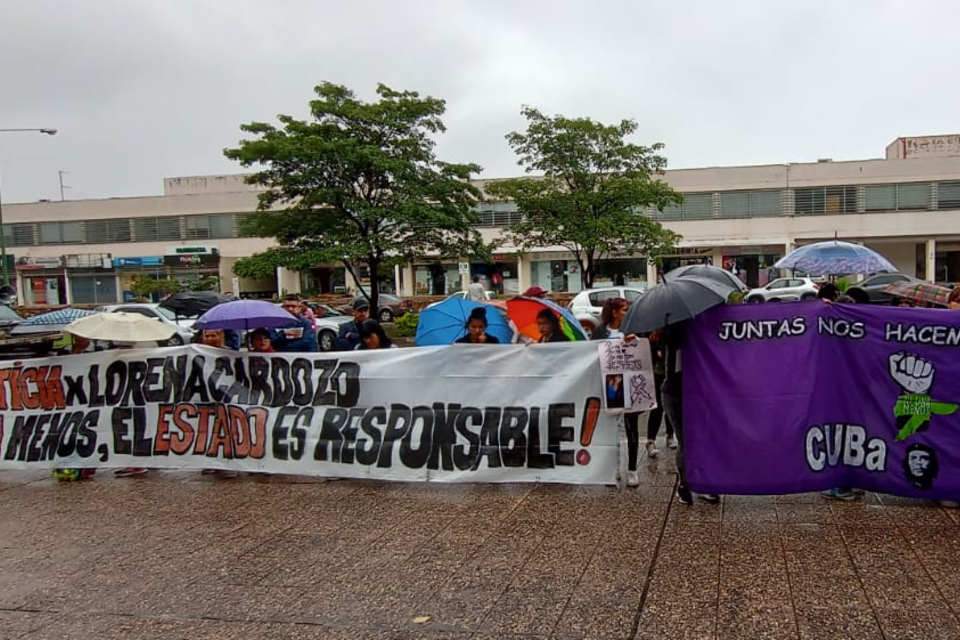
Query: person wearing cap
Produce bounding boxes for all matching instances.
[336,298,371,351]
[524,286,549,299]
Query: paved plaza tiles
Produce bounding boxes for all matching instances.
[2,447,960,640]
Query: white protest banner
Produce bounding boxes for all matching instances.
[0,343,618,484]
[597,339,656,414]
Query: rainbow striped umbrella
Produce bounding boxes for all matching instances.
[505,296,588,342]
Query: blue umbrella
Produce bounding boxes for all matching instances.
[774,240,897,276]
[195,299,295,331]
[416,298,513,346]
[11,308,95,335]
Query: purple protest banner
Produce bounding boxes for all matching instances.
[683,300,960,499]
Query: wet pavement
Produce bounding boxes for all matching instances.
[2,440,960,640]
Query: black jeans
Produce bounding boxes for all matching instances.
[624,413,640,471]
[661,387,686,487]
[646,372,674,441]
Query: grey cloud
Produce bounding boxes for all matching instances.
[0,0,958,202]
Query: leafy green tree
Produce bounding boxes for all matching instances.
[487,107,683,289]
[224,82,484,311]
[186,276,221,292]
[130,276,182,299]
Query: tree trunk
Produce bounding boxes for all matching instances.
[583,253,595,289]
[367,257,380,318]
[342,260,369,303]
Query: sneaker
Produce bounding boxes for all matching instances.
[939,500,960,508]
[821,487,856,501]
[645,441,659,458]
[851,487,865,495]
[626,471,639,487]
[114,467,148,478]
[698,493,720,504]
[666,435,678,449]
[677,485,693,505]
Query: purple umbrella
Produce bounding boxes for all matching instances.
[194,300,295,331]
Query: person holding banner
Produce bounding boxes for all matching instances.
[336,299,370,351]
[646,330,676,453]
[357,319,396,350]
[271,295,319,353]
[53,337,99,482]
[248,328,275,352]
[536,309,571,343]
[662,323,719,506]
[455,307,501,344]
[592,298,643,486]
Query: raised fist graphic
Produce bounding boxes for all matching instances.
[889,352,934,395]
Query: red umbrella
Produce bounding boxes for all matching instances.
[883,281,951,307]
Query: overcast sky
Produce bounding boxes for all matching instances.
[0,0,955,202]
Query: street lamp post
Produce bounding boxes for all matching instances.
[0,128,58,287]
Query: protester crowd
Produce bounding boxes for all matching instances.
[48,277,960,513]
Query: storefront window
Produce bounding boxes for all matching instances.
[415,264,460,295]
[595,259,649,288]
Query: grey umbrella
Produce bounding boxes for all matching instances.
[664,264,749,293]
[622,275,736,335]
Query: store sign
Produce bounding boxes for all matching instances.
[64,253,112,269]
[16,256,63,270]
[114,256,164,268]
[163,253,220,267]
[165,245,218,255]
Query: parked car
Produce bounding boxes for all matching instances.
[745,277,821,303]
[847,272,920,303]
[94,303,195,345]
[308,302,351,319]
[342,294,414,323]
[568,287,646,336]
[272,302,352,352]
[314,314,354,352]
[0,304,22,328]
[426,290,494,308]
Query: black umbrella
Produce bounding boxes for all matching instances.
[622,275,736,335]
[664,264,749,293]
[159,291,232,317]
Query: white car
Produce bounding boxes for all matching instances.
[94,303,196,345]
[745,277,821,303]
[427,290,495,308]
[568,286,646,336]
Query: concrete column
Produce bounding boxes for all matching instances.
[460,258,469,292]
[275,266,301,297]
[646,257,658,286]
[517,255,530,293]
[393,264,402,295]
[781,240,795,277]
[926,239,937,283]
[62,268,72,304]
[403,264,415,296]
[343,268,359,296]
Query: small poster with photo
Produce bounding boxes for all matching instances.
[597,339,657,414]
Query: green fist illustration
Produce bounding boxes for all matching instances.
[889,352,959,441]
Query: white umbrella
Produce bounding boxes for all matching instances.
[66,311,177,343]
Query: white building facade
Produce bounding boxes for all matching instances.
[6,135,960,304]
